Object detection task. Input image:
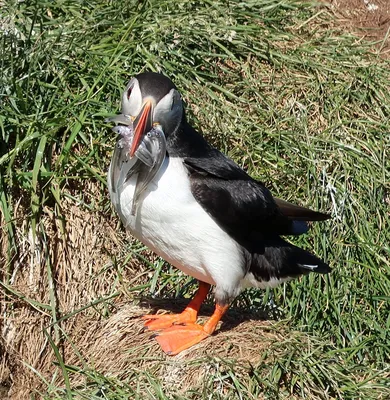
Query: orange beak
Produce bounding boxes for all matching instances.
[130,100,153,157]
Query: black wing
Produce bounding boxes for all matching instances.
[184,150,329,252]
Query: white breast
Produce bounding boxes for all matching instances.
[110,156,245,299]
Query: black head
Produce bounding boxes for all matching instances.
[121,72,183,156]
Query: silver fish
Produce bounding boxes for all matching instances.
[107,120,166,219]
[130,125,166,215]
[105,114,133,126]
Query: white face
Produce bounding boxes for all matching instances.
[121,78,183,135]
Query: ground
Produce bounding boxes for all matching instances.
[325,0,390,53]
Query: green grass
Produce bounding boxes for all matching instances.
[1,0,390,399]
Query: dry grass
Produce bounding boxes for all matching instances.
[61,303,274,391]
[0,180,136,397]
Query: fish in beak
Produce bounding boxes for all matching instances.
[107,118,166,218]
[107,72,180,217]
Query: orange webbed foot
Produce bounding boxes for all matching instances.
[142,312,196,331]
[142,281,211,331]
[154,323,210,355]
[152,303,229,355]
[141,282,229,355]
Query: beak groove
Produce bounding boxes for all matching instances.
[130,100,153,157]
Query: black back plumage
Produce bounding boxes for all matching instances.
[167,120,331,277]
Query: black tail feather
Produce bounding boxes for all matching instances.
[248,238,330,282]
[275,198,330,221]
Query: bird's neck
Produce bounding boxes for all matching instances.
[166,119,212,158]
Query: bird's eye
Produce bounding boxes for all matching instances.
[127,86,133,99]
[171,91,179,111]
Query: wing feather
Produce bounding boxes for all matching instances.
[184,152,329,252]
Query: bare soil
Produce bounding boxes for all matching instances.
[324,0,390,54]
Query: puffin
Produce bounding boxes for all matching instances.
[107,72,330,355]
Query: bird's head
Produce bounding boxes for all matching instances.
[121,72,183,157]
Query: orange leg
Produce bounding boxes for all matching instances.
[142,281,211,331]
[155,303,229,355]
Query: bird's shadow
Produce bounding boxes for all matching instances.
[138,296,279,332]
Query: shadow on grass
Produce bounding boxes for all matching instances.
[137,296,273,332]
